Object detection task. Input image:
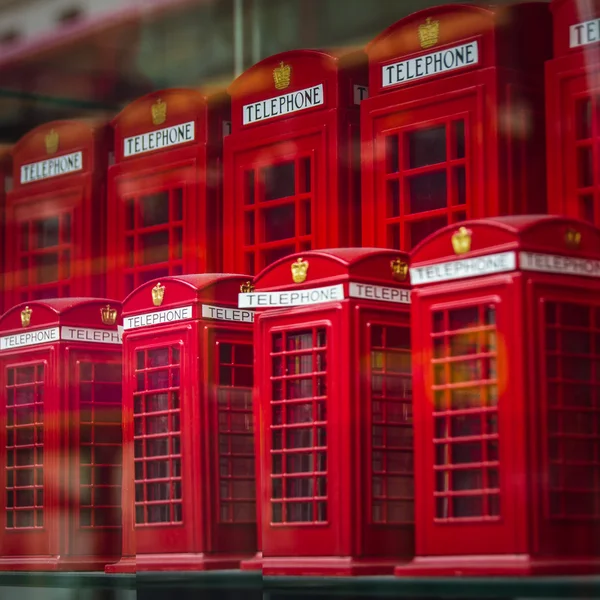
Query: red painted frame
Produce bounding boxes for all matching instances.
[245,248,413,575]
[4,121,110,309]
[361,3,551,252]
[0,298,123,571]
[107,88,230,300]
[398,215,600,576]
[223,50,368,275]
[546,0,600,225]
[107,273,256,573]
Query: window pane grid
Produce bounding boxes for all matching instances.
[133,345,182,526]
[384,118,468,250]
[243,156,314,274]
[370,323,414,525]
[430,304,500,521]
[217,341,256,524]
[270,327,328,525]
[16,213,73,301]
[5,363,45,529]
[544,301,600,520]
[122,188,184,296]
[78,361,123,529]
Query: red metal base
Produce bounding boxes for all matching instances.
[124,553,251,572]
[105,556,136,573]
[394,555,600,576]
[0,555,118,571]
[262,556,399,576]
[240,551,263,571]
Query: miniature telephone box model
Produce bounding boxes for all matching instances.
[361,3,552,251]
[107,89,229,300]
[398,215,600,576]
[4,121,110,308]
[107,274,256,573]
[239,248,413,575]
[546,0,600,226]
[224,50,368,275]
[0,299,123,571]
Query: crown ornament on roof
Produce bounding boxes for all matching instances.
[565,228,582,249]
[273,62,291,90]
[240,281,255,293]
[390,258,409,281]
[45,129,59,155]
[152,282,165,306]
[151,98,167,126]
[451,226,472,255]
[418,17,440,49]
[101,304,117,326]
[291,257,309,284]
[21,306,32,328]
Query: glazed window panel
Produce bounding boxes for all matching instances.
[122,187,185,296]
[431,303,500,521]
[5,363,45,529]
[270,327,328,525]
[384,118,468,251]
[17,212,73,301]
[243,155,314,275]
[370,323,414,525]
[217,341,256,524]
[78,361,122,528]
[134,344,183,526]
[543,301,600,520]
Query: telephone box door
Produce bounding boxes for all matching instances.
[114,165,198,295]
[0,353,53,556]
[370,87,479,251]
[414,283,524,556]
[208,330,255,552]
[260,312,340,557]
[67,350,122,557]
[128,328,194,554]
[358,308,414,558]
[231,134,322,275]
[529,283,600,557]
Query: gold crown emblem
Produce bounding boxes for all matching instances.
[565,228,582,249]
[418,17,440,49]
[45,129,59,155]
[451,226,472,255]
[390,258,409,281]
[273,62,292,90]
[100,304,117,325]
[291,257,309,284]
[21,306,32,328]
[240,281,255,293]
[152,282,165,306]
[151,98,167,126]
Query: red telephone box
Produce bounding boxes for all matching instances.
[361,4,552,252]
[0,298,123,571]
[107,274,256,573]
[398,215,600,576]
[240,248,413,575]
[223,50,368,275]
[107,89,229,300]
[0,145,13,315]
[546,0,600,226]
[4,121,110,308]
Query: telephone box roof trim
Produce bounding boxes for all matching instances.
[123,273,251,304]
[110,87,216,127]
[366,3,494,56]
[227,49,357,95]
[410,215,600,264]
[0,298,122,329]
[254,248,410,288]
[11,118,107,157]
